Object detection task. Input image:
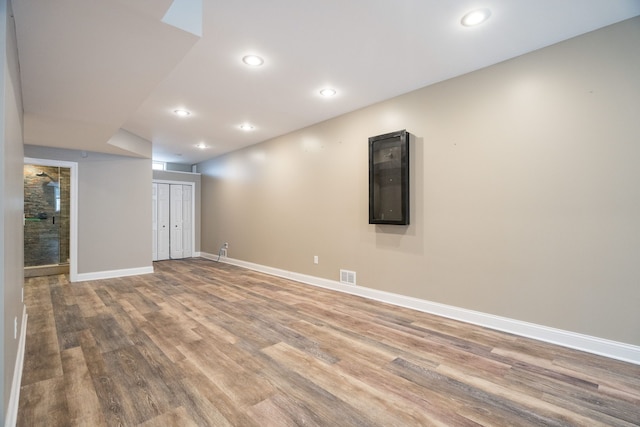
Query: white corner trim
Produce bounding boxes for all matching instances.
[5,305,28,427]
[75,266,154,282]
[198,253,640,365]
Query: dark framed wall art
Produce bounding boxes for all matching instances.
[368,129,410,225]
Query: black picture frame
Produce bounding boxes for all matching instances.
[369,129,410,225]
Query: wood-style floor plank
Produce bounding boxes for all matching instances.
[18,376,69,427]
[60,345,106,425]
[18,258,640,426]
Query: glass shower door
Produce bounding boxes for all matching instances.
[24,165,70,272]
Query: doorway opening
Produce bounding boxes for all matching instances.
[23,158,78,280]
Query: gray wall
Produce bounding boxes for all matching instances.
[23,146,152,275]
[78,155,152,273]
[1,0,25,419]
[152,169,201,252]
[199,17,640,346]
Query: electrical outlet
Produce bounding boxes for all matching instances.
[313,255,319,264]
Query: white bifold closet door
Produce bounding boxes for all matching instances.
[152,183,158,261]
[155,183,171,261]
[170,185,184,259]
[153,183,193,261]
[182,184,193,258]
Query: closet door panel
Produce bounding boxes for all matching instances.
[152,183,158,261]
[157,183,170,260]
[170,184,184,259]
[182,185,193,258]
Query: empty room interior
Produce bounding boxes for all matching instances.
[1,1,640,425]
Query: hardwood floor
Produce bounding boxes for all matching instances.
[18,258,640,426]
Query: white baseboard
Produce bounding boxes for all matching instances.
[74,266,154,282]
[199,252,640,365]
[5,305,28,427]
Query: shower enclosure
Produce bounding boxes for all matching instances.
[23,164,71,276]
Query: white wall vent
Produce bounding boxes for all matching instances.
[340,269,356,285]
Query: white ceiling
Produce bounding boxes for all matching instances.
[13,1,640,165]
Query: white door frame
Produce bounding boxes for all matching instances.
[152,179,196,258]
[24,157,79,282]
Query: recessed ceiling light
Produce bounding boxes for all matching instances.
[173,109,191,117]
[319,88,337,97]
[196,143,208,149]
[461,8,491,27]
[242,55,264,66]
[239,123,254,131]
